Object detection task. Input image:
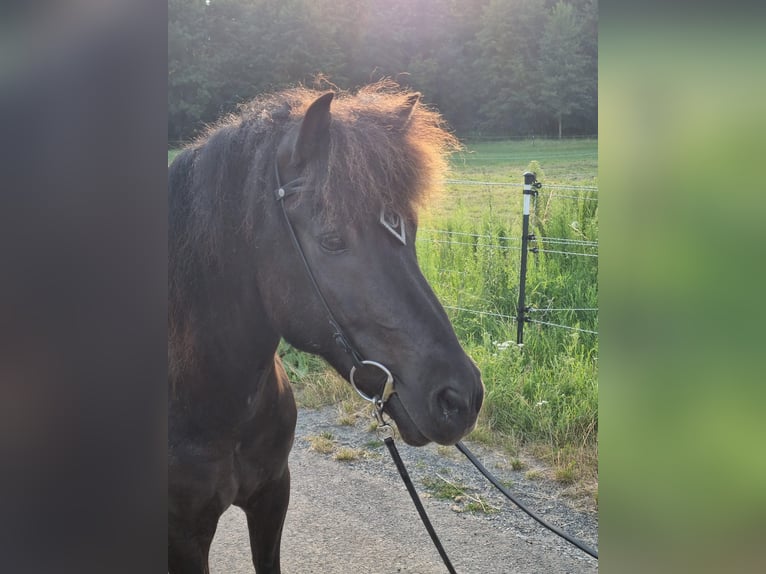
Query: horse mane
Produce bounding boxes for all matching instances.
[168,81,459,382]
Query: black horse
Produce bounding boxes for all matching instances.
[168,83,484,573]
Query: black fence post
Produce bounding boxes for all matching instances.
[517,171,540,346]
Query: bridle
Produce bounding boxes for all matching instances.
[273,159,396,426]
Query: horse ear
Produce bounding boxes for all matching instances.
[292,92,334,165]
[397,92,421,128]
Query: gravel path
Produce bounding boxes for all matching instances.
[210,406,598,573]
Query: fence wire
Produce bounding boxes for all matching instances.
[442,306,598,336]
[418,238,521,252]
[445,179,598,194]
[538,192,598,202]
[535,248,598,258]
[528,308,598,313]
[445,179,514,187]
[422,229,521,243]
[442,305,517,322]
[525,317,598,335]
[538,236,598,247]
[542,183,598,191]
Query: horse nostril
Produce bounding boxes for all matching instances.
[437,388,466,418]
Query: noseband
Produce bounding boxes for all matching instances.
[273,160,396,424]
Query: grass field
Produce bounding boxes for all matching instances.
[169,138,599,497]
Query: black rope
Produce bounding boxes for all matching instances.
[455,441,598,559]
[384,437,458,574]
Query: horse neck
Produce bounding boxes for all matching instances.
[170,259,281,389]
[168,140,285,413]
[169,289,286,431]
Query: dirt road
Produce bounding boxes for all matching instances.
[209,406,598,573]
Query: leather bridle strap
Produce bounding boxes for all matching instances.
[385,436,458,573]
[273,162,364,369]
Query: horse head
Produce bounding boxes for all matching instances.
[254,89,484,446]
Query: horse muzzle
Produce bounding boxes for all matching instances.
[388,361,484,446]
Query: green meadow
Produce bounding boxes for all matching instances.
[170,138,599,493]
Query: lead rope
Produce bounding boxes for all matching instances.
[384,434,458,574]
[456,441,599,559]
[351,370,457,573]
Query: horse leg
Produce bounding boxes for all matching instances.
[168,498,224,574]
[243,469,291,574]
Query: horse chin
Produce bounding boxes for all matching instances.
[383,395,430,447]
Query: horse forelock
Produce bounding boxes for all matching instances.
[320,84,459,224]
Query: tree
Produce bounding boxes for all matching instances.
[407,0,489,134]
[168,0,212,143]
[539,1,593,138]
[474,0,549,135]
[168,0,349,143]
[168,0,597,142]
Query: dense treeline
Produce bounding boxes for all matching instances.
[169,0,597,143]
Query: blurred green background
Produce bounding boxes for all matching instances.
[600,12,766,574]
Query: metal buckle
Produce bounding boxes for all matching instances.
[349,360,395,403]
[349,360,396,428]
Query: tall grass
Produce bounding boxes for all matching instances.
[417,153,598,451]
[408,141,598,491]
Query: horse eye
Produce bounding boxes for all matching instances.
[319,233,346,253]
